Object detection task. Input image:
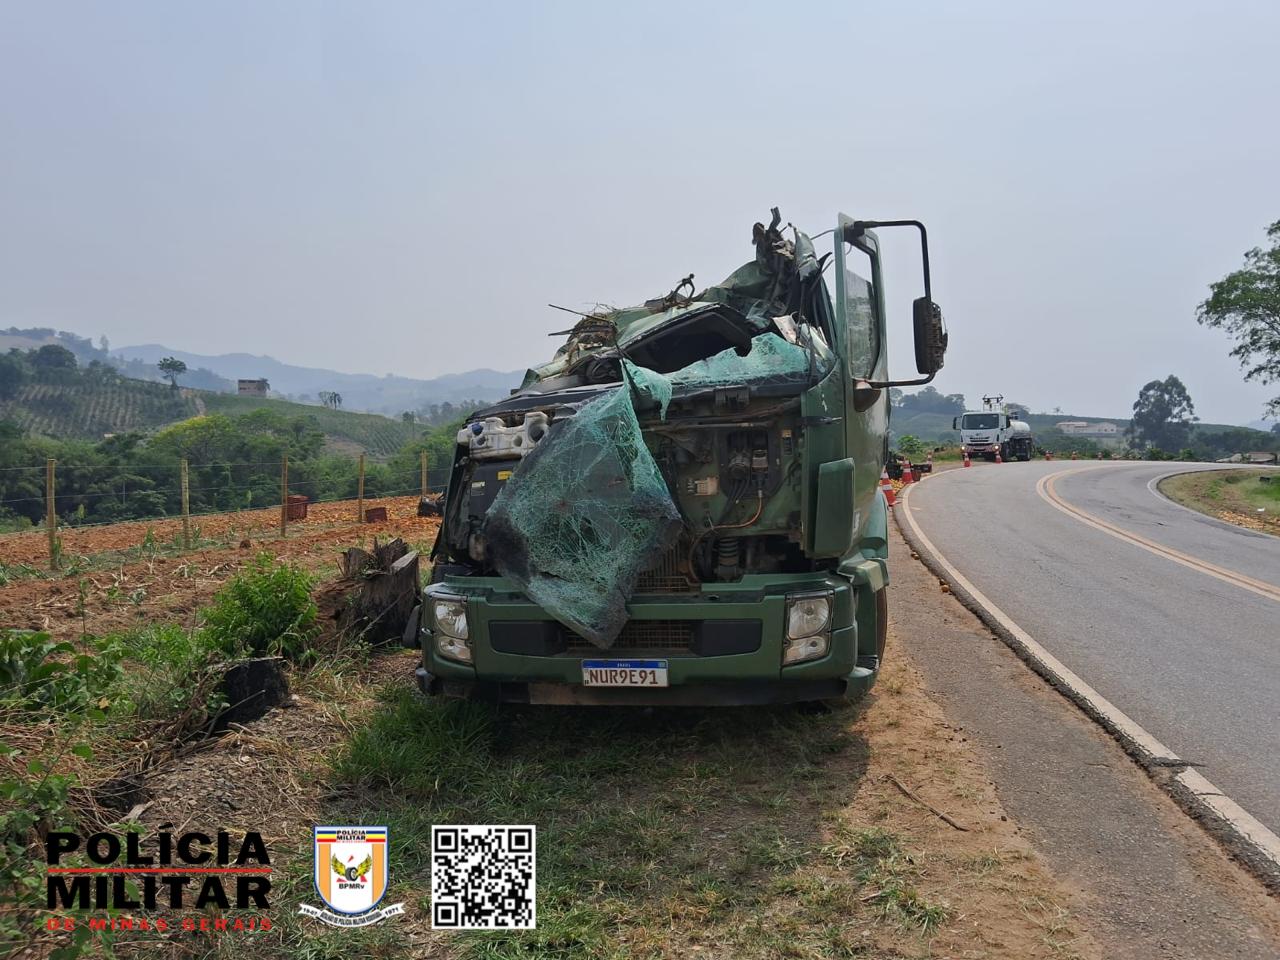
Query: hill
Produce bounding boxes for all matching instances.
[112,343,519,414]
[2,327,234,392]
[0,379,199,439]
[0,377,424,459]
[199,392,421,458]
[3,327,520,413]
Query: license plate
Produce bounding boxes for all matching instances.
[581,659,669,687]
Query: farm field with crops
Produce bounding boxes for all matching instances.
[0,376,426,458]
[0,380,197,439]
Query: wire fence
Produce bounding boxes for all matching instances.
[0,454,452,569]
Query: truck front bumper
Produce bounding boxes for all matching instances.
[417,570,885,706]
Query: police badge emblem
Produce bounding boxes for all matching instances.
[300,826,404,927]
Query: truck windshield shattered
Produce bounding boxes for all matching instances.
[422,209,947,705]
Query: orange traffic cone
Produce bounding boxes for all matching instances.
[879,468,895,507]
[994,447,1003,464]
[963,451,971,468]
[902,462,914,484]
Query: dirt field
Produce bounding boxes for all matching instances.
[0,494,438,570]
[0,496,440,641]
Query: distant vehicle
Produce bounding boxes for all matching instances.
[954,395,1033,461]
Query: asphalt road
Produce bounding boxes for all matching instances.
[901,460,1280,835]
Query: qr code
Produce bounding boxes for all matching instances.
[431,825,536,929]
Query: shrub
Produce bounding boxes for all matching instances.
[0,630,121,713]
[107,624,225,722]
[200,554,318,660]
[896,435,926,459]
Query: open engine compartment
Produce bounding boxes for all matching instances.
[432,210,841,647]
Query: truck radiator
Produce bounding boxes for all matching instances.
[634,538,695,593]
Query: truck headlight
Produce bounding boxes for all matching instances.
[433,598,469,640]
[783,592,833,665]
[432,597,472,663]
[786,593,831,640]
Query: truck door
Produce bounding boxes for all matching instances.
[832,214,889,544]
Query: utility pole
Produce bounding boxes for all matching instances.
[420,449,428,498]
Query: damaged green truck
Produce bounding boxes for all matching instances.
[417,211,946,705]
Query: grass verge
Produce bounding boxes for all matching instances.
[1158,468,1280,534]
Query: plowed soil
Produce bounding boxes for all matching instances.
[0,496,440,641]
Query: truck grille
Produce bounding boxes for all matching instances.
[564,620,695,653]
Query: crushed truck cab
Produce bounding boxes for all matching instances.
[420,210,946,705]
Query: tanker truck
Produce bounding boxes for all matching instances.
[416,210,948,705]
[954,395,1034,461]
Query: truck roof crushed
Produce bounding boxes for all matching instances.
[437,210,838,647]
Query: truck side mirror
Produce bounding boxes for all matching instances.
[912,298,947,376]
[952,416,959,430]
[842,217,947,388]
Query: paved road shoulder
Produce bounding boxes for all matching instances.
[887,522,1280,959]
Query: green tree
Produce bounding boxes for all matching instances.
[0,351,31,399]
[897,386,965,414]
[157,356,187,391]
[30,344,77,376]
[1197,221,1280,417]
[897,434,926,458]
[1127,375,1197,451]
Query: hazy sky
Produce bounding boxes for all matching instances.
[2,1,1278,424]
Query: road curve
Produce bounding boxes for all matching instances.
[900,460,1280,837]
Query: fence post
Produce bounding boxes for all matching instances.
[280,454,289,538]
[46,458,57,570]
[180,458,191,550]
[357,454,366,523]
[420,449,428,498]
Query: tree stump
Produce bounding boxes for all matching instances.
[329,537,422,645]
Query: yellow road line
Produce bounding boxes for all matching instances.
[1037,467,1280,605]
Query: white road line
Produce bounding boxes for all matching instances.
[896,475,1280,876]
